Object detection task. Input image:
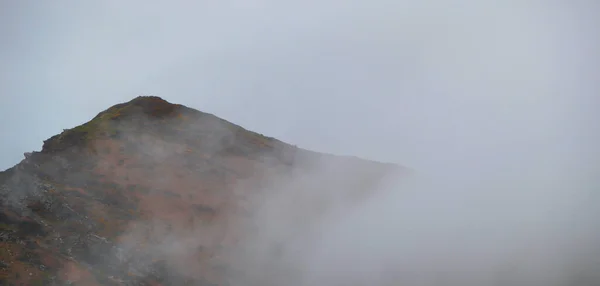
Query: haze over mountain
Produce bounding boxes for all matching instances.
[1,1,598,285]
[0,96,598,286]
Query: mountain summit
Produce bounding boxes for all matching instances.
[0,96,408,285]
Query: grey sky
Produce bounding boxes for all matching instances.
[1,1,598,179]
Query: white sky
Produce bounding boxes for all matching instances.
[1,1,598,179]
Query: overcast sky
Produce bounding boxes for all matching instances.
[1,1,598,179]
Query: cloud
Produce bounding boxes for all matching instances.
[0,1,598,284]
[229,154,599,286]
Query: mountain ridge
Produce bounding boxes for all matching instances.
[0,96,409,285]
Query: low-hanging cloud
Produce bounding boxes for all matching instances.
[1,0,598,285]
[228,150,599,286]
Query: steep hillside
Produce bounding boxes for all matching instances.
[0,96,408,285]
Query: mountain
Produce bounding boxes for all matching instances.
[0,96,409,285]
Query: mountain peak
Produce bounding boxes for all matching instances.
[0,96,407,285]
[120,95,182,117]
[40,96,191,154]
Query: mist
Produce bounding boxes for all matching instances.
[97,110,598,286]
[222,147,598,286]
[1,0,599,285]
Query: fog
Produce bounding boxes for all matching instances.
[81,108,598,286]
[226,151,598,286]
[1,0,599,285]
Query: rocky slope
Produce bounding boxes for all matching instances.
[0,96,408,285]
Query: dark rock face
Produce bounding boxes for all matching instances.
[0,96,407,285]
